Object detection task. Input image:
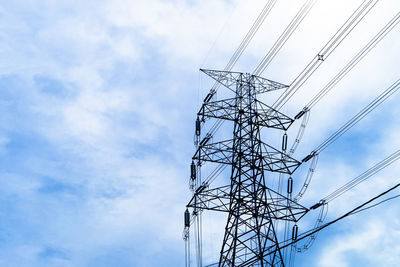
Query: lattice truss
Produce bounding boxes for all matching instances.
[186,69,310,266]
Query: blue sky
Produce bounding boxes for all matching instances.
[0,0,400,266]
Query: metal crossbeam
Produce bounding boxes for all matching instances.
[187,184,309,222]
[199,98,294,130]
[193,138,301,175]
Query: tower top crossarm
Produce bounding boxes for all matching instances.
[200,69,289,95]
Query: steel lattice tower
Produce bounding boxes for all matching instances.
[185,69,309,267]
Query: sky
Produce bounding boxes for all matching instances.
[0,0,400,266]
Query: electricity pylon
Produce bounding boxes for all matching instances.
[185,69,309,266]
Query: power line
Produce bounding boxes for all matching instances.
[323,149,400,202]
[225,0,278,72]
[268,182,400,256]
[305,10,400,110]
[253,0,317,76]
[350,194,400,215]
[273,0,379,110]
[312,78,400,155]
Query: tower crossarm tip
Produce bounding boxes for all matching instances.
[192,138,301,174]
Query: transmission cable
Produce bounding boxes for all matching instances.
[266,182,400,256]
[322,148,400,203]
[225,0,278,71]
[308,78,400,155]
[349,194,400,215]
[300,182,400,243]
[304,10,400,111]
[253,0,317,76]
[273,0,379,110]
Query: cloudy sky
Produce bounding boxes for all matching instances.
[0,0,400,266]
